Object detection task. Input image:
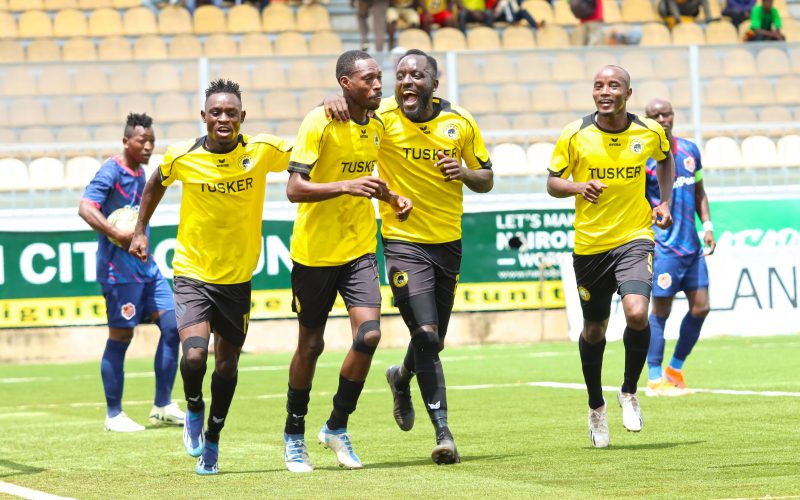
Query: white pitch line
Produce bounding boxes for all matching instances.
[0,481,75,500]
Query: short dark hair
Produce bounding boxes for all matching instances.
[336,50,372,80]
[400,49,438,78]
[205,78,242,101]
[124,112,153,137]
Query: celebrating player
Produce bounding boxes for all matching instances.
[130,80,292,474]
[546,66,675,448]
[644,98,714,397]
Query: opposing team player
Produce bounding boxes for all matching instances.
[282,50,411,473]
[130,80,292,474]
[546,66,674,448]
[79,112,184,433]
[644,98,715,397]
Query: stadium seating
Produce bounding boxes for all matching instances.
[703,136,741,168]
[502,25,536,49]
[158,6,192,35]
[398,28,432,51]
[526,142,556,173]
[193,5,225,35]
[433,28,467,52]
[467,26,501,50]
[89,8,122,37]
[262,3,296,33]
[65,156,101,190]
[0,158,29,192]
[28,157,66,190]
[228,3,262,34]
[491,143,529,176]
[777,135,800,166]
[482,55,517,84]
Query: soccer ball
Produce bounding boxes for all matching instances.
[106,206,138,248]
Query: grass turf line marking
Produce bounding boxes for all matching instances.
[0,481,75,500]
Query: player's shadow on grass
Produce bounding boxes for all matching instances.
[0,459,46,478]
[591,440,704,451]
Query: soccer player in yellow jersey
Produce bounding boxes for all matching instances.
[547,66,675,448]
[130,79,292,474]
[325,49,493,464]
[282,50,411,473]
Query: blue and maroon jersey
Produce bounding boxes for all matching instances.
[646,136,704,258]
[81,156,162,284]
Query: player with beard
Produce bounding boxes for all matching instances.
[282,50,412,473]
[130,79,292,474]
[325,49,493,464]
[547,65,675,448]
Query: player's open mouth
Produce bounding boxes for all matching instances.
[402,91,418,107]
[216,127,232,136]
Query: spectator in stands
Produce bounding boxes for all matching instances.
[420,0,458,32]
[657,0,714,26]
[571,0,605,45]
[745,0,785,40]
[722,0,756,28]
[387,0,423,49]
[456,0,493,32]
[355,0,389,51]
[78,112,184,433]
[487,0,541,29]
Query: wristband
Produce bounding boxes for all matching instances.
[703,220,714,232]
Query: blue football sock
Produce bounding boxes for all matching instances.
[101,338,130,418]
[153,310,179,407]
[671,312,705,369]
[647,314,667,381]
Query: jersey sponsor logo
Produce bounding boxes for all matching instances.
[238,154,253,171]
[587,166,642,180]
[674,175,696,189]
[657,272,672,290]
[200,177,254,194]
[392,270,409,288]
[683,156,696,173]
[402,147,457,161]
[630,138,643,154]
[340,160,376,173]
[120,302,136,320]
[578,286,590,301]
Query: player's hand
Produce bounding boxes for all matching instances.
[129,233,149,262]
[391,195,413,221]
[703,230,716,255]
[344,176,388,198]
[579,180,607,203]
[653,201,673,229]
[323,95,350,123]
[115,230,134,251]
[435,151,463,182]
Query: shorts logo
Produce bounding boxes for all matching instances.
[684,156,696,173]
[630,139,643,154]
[578,286,591,302]
[392,271,409,288]
[238,154,253,171]
[657,273,672,290]
[648,253,653,273]
[120,302,136,320]
[294,295,302,314]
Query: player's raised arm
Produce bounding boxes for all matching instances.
[130,169,168,262]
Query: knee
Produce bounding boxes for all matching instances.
[626,309,650,330]
[215,357,238,379]
[690,303,710,318]
[411,326,439,353]
[184,347,207,370]
[353,319,381,355]
[299,334,325,360]
[582,322,606,343]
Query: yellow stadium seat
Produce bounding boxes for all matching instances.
[482,54,517,84]
[53,8,87,37]
[602,0,622,23]
[239,94,264,119]
[739,77,774,106]
[698,50,721,77]
[46,96,81,125]
[242,121,273,136]
[111,0,140,7]
[118,94,154,121]
[145,63,181,93]
[622,0,658,22]
[722,48,756,77]
[88,8,122,37]
[308,31,342,55]
[755,47,790,76]
[98,36,132,61]
[19,10,53,38]
[204,33,238,58]
[479,114,511,132]
[165,122,203,141]
[563,82,594,112]
[193,5,225,35]
[0,158,29,192]
[553,0,579,25]
[134,35,168,60]
[723,106,757,124]
[546,111,576,129]
[777,135,800,166]
[459,85,495,115]
[512,113,546,130]
[703,136,740,167]
[274,31,308,56]
[703,77,739,106]
[10,0,44,10]
[93,125,121,141]
[227,3,262,33]
[123,6,157,36]
[298,89,331,114]
[251,61,288,90]
[634,80,670,108]
[454,58,480,86]
[618,52,655,80]
[239,32,273,57]
[587,49,618,69]
[658,50,689,79]
[516,53,550,82]
[65,156,101,190]
[502,25,536,49]
[741,135,777,167]
[398,28,432,51]
[44,0,79,8]
[63,37,96,61]
[523,0,555,25]
[700,106,722,124]
[536,24,570,48]
[639,22,671,46]
[169,35,203,59]
[158,6,192,35]
[496,84,531,113]
[26,39,61,61]
[20,127,54,143]
[0,12,18,39]
[2,67,36,96]
[784,20,800,42]
[670,79,692,108]
[774,76,800,105]
[0,40,24,62]
[109,63,142,93]
[296,4,331,32]
[78,0,112,7]
[275,119,300,137]
[671,22,705,45]
[29,157,66,191]
[83,95,118,124]
[154,92,191,123]
[705,20,738,44]
[263,90,298,120]
[57,126,91,143]
[181,63,199,93]
[210,61,252,90]
[758,105,792,123]
[551,53,585,81]
[491,143,529,175]
[467,26,500,50]
[262,3,296,33]
[531,83,566,112]
[38,67,73,95]
[527,142,555,173]
[433,27,467,51]
[287,60,323,89]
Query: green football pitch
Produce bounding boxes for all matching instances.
[2,334,799,499]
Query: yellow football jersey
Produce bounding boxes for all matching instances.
[549,113,670,255]
[289,106,384,266]
[160,133,292,284]
[376,97,492,244]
